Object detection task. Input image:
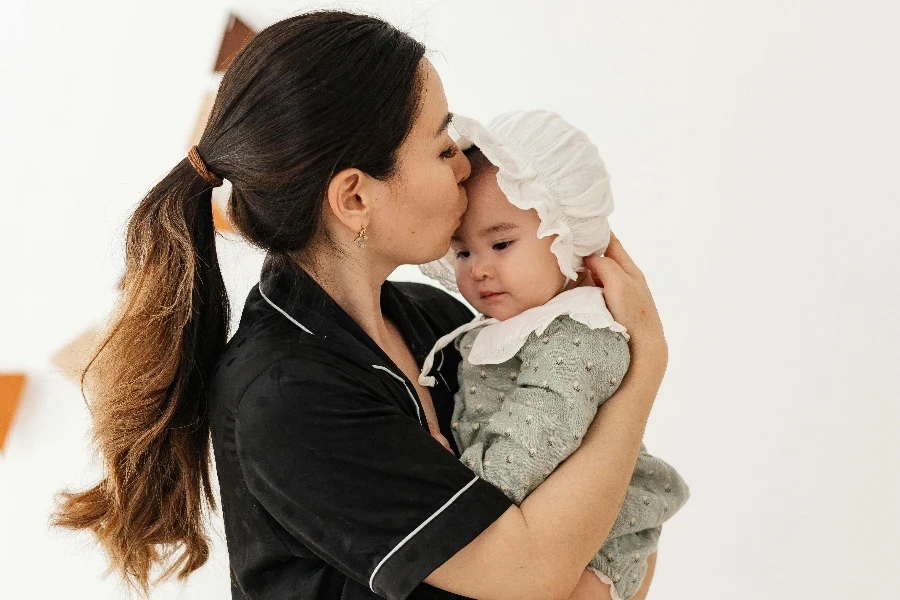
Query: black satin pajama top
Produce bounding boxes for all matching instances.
[207,255,513,600]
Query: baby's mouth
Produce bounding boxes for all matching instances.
[479,291,506,300]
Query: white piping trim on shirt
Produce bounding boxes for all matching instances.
[258,284,315,336]
[371,365,422,424]
[368,475,480,593]
[435,349,450,390]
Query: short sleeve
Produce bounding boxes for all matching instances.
[235,358,513,600]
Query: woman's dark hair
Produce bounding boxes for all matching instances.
[53,11,426,593]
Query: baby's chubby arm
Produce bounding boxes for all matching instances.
[459,317,631,504]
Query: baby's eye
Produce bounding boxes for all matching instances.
[454,250,470,259]
[493,241,513,251]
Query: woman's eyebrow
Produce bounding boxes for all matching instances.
[435,112,453,138]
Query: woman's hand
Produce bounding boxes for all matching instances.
[566,569,615,600]
[582,232,668,371]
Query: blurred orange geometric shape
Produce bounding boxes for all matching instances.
[214,14,256,72]
[188,16,257,235]
[0,373,26,451]
[212,202,232,232]
[51,326,103,385]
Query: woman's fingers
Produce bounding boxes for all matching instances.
[582,254,624,288]
[604,231,643,280]
[581,233,668,365]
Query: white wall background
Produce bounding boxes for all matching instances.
[2,1,898,598]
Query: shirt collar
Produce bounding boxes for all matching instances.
[257,254,434,369]
[468,287,628,364]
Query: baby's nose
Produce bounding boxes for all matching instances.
[472,259,493,279]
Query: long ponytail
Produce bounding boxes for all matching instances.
[53,8,428,593]
[54,156,230,592]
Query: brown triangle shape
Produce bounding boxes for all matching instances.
[51,326,103,385]
[214,14,257,73]
[0,373,26,451]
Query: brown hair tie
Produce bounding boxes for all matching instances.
[187,146,223,188]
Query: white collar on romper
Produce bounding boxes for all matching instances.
[418,286,629,387]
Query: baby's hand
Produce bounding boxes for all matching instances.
[433,432,454,453]
[428,421,455,454]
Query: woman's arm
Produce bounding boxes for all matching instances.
[567,569,616,600]
[426,233,669,600]
[631,552,657,600]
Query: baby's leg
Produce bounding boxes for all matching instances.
[629,552,657,600]
[567,568,615,600]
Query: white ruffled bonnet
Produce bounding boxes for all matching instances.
[419,110,615,289]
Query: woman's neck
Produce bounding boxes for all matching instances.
[294,244,397,347]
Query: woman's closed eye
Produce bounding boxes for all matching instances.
[440,143,459,159]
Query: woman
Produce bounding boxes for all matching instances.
[55,12,668,600]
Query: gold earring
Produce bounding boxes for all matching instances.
[354,225,368,248]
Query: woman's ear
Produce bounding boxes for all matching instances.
[326,167,374,233]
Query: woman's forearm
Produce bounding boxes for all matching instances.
[630,552,657,600]
[517,346,665,594]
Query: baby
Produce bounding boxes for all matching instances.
[418,111,689,600]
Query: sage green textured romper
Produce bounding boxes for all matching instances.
[450,315,690,599]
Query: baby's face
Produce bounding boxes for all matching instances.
[451,166,567,321]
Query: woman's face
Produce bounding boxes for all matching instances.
[368,59,471,266]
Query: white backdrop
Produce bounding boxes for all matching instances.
[1,1,898,598]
